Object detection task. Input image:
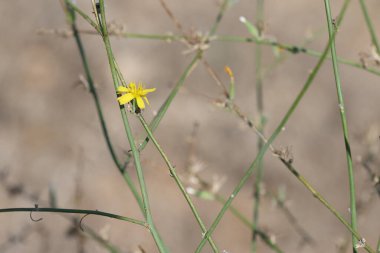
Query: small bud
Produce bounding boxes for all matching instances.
[239,16,247,23]
[224,66,234,78]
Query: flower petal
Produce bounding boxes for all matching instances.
[128,82,136,90]
[136,96,145,109]
[117,86,129,94]
[140,88,156,95]
[144,96,150,106]
[117,93,135,105]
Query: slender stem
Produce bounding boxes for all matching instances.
[119,33,182,41]
[0,207,146,227]
[195,1,351,252]
[65,0,144,214]
[252,0,265,252]
[215,35,380,77]
[358,0,380,55]
[98,1,168,252]
[323,1,358,252]
[279,159,375,253]
[138,115,219,253]
[376,238,380,253]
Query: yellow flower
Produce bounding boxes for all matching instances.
[117,82,156,109]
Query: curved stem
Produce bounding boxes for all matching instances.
[0,207,146,227]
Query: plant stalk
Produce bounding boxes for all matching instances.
[252,0,265,252]
[323,1,358,252]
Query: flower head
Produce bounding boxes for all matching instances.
[117,82,156,110]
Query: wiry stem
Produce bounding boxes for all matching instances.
[0,207,146,227]
[323,1,358,252]
[252,0,265,252]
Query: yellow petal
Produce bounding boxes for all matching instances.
[136,96,145,109]
[144,96,150,105]
[117,86,129,94]
[117,93,135,105]
[141,88,156,95]
[128,82,136,90]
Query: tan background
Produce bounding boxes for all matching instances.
[0,0,379,252]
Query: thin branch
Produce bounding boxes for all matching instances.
[323,1,358,251]
[0,207,146,227]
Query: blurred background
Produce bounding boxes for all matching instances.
[0,0,379,252]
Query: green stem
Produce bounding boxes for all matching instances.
[119,111,166,251]
[279,159,375,253]
[65,0,144,214]
[98,1,168,252]
[323,1,358,252]
[195,1,351,252]
[0,207,146,227]
[215,35,380,77]
[138,115,219,253]
[358,0,380,55]
[252,0,265,252]
[376,238,380,253]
